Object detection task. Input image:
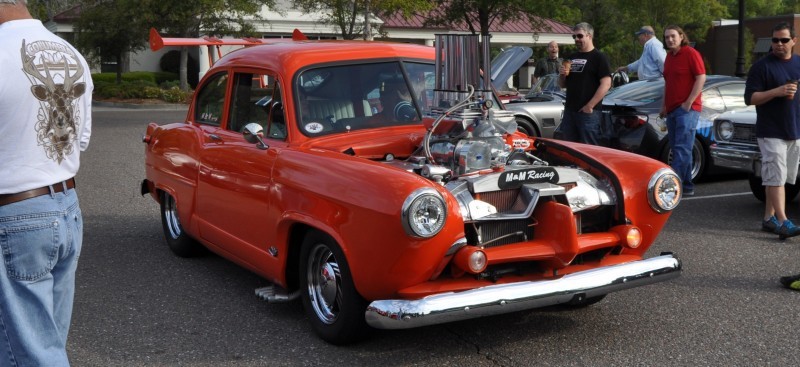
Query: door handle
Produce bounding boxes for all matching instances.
[208,134,222,141]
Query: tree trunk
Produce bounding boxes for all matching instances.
[115,52,123,84]
[180,46,189,91]
[364,2,372,41]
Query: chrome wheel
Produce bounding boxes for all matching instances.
[299,231,369,344]
[159,192,201,257]
[164,194,182,239]
[306,243,342,325]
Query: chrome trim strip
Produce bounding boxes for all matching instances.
[444,237,468,257]
[365,253,681,329]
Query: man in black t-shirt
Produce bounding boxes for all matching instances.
[557,22,612,145]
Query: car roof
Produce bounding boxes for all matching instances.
[211,40,436,77]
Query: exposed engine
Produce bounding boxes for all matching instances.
[383,34,617,248]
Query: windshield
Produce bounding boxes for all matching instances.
[526,74,562,96]
[295,61,434,137]
[604,78,664,103]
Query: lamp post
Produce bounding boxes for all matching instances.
[735,0,746,77]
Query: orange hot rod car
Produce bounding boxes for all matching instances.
[141,32,682,344]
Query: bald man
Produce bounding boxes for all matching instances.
[532,41,562,85]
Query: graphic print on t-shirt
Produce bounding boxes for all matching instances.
[19,39,86,164]
[570,59,587,73]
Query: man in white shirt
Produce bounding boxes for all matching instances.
[616,25,667,80]
[0,1,92,365]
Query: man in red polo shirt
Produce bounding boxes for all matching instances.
[660,24,705,197]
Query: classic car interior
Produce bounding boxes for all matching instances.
[295,61,434,135]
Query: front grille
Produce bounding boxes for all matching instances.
[477,189,520,211]
[468,188,536,247]
[731,124,756,144]
[466,219,533,248]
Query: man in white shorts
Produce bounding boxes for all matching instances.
[745,22,800,240]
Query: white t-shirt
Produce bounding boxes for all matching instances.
[0,19,92,194]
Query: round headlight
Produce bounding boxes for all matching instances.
[716,120,734,142]
[648,168,681,213]
[402,188,447,238]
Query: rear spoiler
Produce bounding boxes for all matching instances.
[149,28,309,63]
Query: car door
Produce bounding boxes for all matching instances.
[195,70,286,266]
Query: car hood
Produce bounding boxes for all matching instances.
[491,46,533,91]
[299,125,427,159]
[716,109,756,124]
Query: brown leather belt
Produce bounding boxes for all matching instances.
[0,178,76,207]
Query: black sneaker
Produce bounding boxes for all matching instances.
[762,216,780,233]
[780,273,800,290]
[778,219,800,240]
[683,189,695,197]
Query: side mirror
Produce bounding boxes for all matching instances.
[243,123,268,150]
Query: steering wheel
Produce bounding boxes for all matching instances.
[612,70,630,87]
[393,101,417,122]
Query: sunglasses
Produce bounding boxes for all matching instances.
[572,34,586,40]
[772,37,792,44]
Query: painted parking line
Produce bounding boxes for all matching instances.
[681,192,752,201]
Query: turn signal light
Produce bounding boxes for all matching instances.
[453,246,487,274]
[610,225,643,249]
[626,227,642,248]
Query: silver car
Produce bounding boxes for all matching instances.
[504,74,565,138]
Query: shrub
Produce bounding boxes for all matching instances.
[159,80,180,89]
[91,71,178,85]
[143,86,163,99]
[161,86,193,103]
[92,73,191,103]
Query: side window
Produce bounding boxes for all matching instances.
[194,72,229,126]
[228,72,274,133]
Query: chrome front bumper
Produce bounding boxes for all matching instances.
[365,253,681,330]
[709,144,760,173]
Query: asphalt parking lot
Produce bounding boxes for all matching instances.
[67,107,800,366]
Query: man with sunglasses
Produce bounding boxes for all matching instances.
[744,22,800,243]
[557,22,612,145]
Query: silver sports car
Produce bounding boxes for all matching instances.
[504,74,565,138]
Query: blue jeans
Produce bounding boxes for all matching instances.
[557,109,605,145]
[0,188,82,367]
[666,107,699,191]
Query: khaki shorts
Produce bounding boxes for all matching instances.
[758,138,800,186]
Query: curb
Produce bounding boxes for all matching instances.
[92,100,189,110]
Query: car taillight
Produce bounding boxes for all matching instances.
[613,115,647,129]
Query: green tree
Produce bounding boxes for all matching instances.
[141,0,276,90]
[541,0,728,70]
[416,0,558,37]
[722,0,784,18]
[26,0,80,20]
[73,0,149,84]
[292,0,433,40]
